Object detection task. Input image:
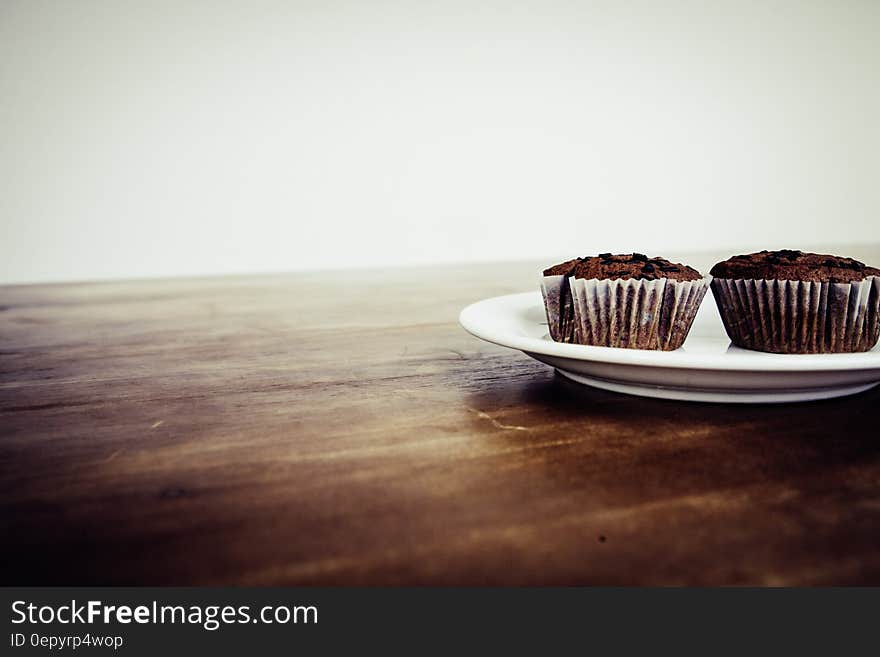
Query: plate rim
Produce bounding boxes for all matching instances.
[459,291,880,373]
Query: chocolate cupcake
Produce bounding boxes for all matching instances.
[541,253,708,350]
[710,250,880,353]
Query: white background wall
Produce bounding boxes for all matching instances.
[2,0,879,285]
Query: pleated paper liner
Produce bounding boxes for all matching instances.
[711,276,880,353]
[540,274,579,343]
[541,275,709,350]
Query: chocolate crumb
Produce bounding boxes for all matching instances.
[160,487,191,499]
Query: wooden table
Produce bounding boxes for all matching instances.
[2,250,880,585]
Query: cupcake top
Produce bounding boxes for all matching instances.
[710,250,880,283]
[543,253,702,281]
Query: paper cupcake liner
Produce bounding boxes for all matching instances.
[540,274,579,343]
[710,276,880,353]
[542,275,709,350]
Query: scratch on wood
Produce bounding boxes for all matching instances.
[467,407,529,431]
[103,449,124,463]
[151,420,164,429]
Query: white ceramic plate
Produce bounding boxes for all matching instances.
[459,291,880,403]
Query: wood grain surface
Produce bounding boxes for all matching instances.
[2,250,880,585]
